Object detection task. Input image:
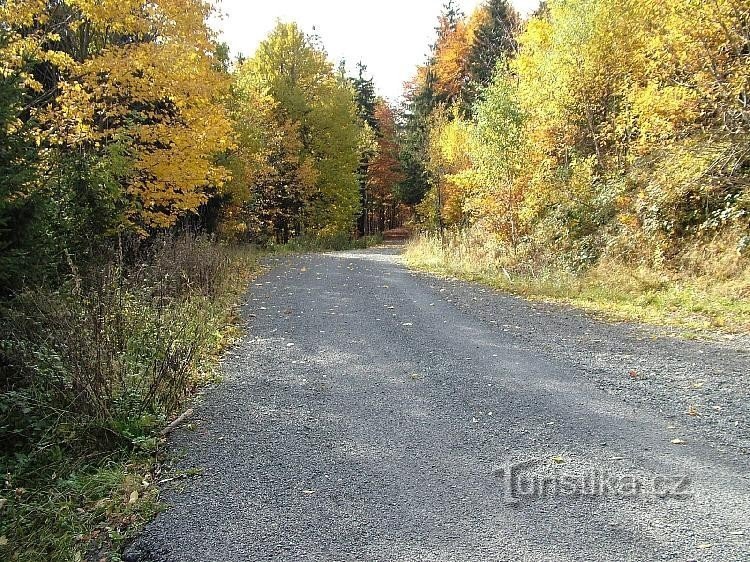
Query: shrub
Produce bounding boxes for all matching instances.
[0,232,257,560]
[275,232,383,253]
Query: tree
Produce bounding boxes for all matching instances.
[366,100,406,232]
[0,36,39,290]
[432,19,473,106]
[399,67,437,206]
[226,74,316,243]
[465,0,520,103]
[351,62,378,131]
[350,63,379,234]
[0,0,233,235]
[398,0,476,210]
[234,22,362,239]
[465,69,527,243]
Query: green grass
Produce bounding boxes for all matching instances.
[0,451,161,561]
[404,235,750,336]
[1,237,262,562]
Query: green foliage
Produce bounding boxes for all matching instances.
[0,9,390,562]
[465,0,519,101]
[276,232,384,253]
[0,451,162,562]
[350,63,380,235]
[399,74,436,206]
[351,62,379,131]
[232,23,363,241]
[464,66,525,240]
[0,46,39,292]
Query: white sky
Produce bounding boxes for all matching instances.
[211,0,540,101]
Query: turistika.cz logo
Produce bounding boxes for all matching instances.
[495,458,693,505]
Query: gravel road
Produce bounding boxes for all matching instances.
[126,245,750,561]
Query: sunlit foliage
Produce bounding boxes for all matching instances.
[232,23,362,241]
[410,0,750,271]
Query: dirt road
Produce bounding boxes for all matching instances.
[126,246,750,561]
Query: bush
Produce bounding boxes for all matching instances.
[0,232,258,560]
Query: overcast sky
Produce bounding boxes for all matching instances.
[211,0,540,101]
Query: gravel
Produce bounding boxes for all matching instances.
[125,246,750,561]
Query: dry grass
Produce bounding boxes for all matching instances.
[0,233,261,561]
[404,233,750,335]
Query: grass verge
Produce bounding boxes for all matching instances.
[404,234,750,336]
[0,234,261,561]
[0,230,385,561]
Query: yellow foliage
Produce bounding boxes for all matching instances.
[414,0,749,275]
[2,0,232,230]
[424,108,474,227]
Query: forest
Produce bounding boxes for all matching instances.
[402,0,750,329]
[1,0,748,559]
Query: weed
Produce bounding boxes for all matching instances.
[0,232,260,561]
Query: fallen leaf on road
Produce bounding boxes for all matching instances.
[697,543,714,550]
[551,456,566,464]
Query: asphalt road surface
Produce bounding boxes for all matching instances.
[126,246,750,561]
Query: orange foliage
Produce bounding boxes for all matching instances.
[367,101,406,202]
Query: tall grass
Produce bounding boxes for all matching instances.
[404,232,750,334]
[0,232,259,560]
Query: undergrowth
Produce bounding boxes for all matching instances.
[0,233,260,561]
[273,232,384,253]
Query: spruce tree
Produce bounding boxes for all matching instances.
[467,0,519,90]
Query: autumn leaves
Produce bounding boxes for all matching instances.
[0,2,401,253]
[3,0,747,280]
[1,0,232,231]
[404,0,750,273]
